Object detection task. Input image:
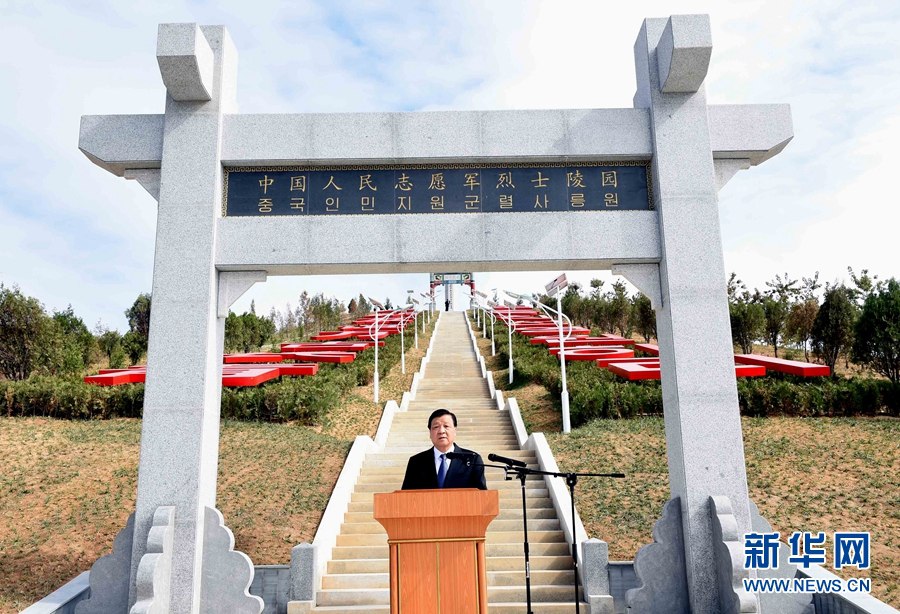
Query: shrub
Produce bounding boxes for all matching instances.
[1,318,424,423]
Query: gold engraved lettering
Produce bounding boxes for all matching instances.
[395,173,413,191]
[531,171,549,189]
[359,175,377,192]
[323,176,343,191]
[290,176,307,192]
[496,172,515,189]
[567,170,586,188]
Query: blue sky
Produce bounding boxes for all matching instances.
[1,0,898,331]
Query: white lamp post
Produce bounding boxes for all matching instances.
[502,299,518,384]
[420,294,429,329]
[475,290,488,336]
[507,280,574,433]
[400,308,406,375]
[486,300,497,356]
[367,297,384,404]
[410,298,421,349]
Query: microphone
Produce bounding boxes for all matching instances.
[446,451,476,461]
[488,453,527,468]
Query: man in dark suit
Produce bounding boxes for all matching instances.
[401,408,487,490]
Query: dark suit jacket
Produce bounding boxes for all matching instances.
[401,446,487,490]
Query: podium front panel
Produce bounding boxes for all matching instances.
[396,539,482,614]
[397,541,439,613]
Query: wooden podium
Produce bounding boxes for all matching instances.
[374,489,499,614]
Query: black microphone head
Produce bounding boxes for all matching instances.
[488,453,527,468]
[446,451,475,460]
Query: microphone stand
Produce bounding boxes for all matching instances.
[560,470,624,614]
[488,459,624,614]
[466,461,536,614]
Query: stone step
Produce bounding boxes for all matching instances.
[391,412,508,419]
[346,497,554,513]
[321,568,575,589]
[355,472,545,483]
[373,440,527,448]
[337,518,561,534]
[326,554,574,574]
[330,541,571,559]
[335,529,565,547]
[350,487,550,500]
[363,450,533,460]
[487,602,589,614]
[309,601,589,613]
[315,585,582,607]
[351,480,548,494]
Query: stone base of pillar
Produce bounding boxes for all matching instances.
[624,497,689,614]
[131,506,175,614]
[749,500,815,614]
[200,506,263,614]
[710,495,760,613]
[75,513,135,614]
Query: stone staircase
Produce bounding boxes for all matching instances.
[311,311,588,613]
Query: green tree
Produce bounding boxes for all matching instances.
[587,279,607,332]
[225,310,277,352]
[632,294,656,342]
[53,305,97,367]
[95,324,122,363]
[760,273,800,357]
[124,293,151,359]
[606,280,632,336]
[0,284,51,380]
[760,296,790,357]
[224,312,247,352]
[122,331,146,365]
[847,267,879,306]
[811,285,857,373]
[785,299,818,361]
[727,274,763,354]
[852,279,900,384]
[356,294,372,316]
[730,300,765,354]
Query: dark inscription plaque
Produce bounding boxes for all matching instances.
[223,163,651,217]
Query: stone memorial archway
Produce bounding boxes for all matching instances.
[77,16,792,613]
